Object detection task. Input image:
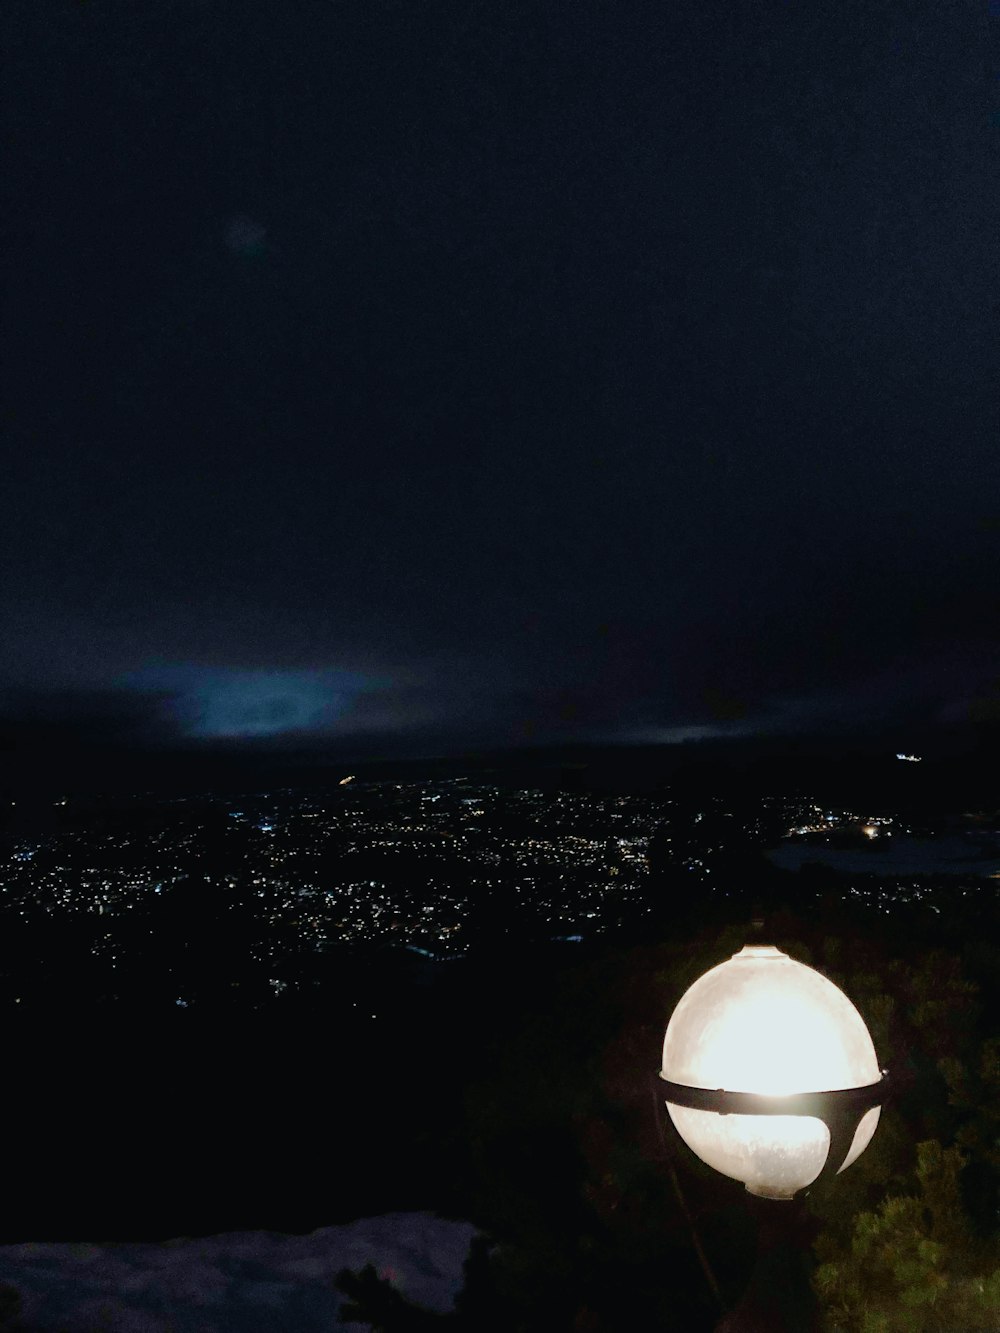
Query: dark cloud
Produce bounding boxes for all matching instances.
[0,688,174,750]
[224,214,269,259]
[3,0,994,768]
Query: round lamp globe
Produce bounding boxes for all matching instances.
[661,946,883,1199]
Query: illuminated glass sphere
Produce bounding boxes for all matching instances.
[661,945,882,1199]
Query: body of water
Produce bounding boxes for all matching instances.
[767,832,1000,878]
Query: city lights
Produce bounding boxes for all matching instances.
[3,783,994,994]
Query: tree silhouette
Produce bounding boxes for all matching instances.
[335,1264,444,1330]
[814,1140,1000,1331]
[0,1283,22,1330]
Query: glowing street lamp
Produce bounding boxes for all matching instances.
[659,946,886,1200]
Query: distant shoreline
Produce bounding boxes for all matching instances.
[768,831,1000,878]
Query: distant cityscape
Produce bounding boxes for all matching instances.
[2,777,997,1008]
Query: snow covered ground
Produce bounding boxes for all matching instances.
[0,1212,477,1331]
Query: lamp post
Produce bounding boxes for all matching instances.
[658,945,887,1331]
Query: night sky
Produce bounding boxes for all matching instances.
[3,1,996,773]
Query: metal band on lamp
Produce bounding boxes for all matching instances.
[658,1071,888,1190]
